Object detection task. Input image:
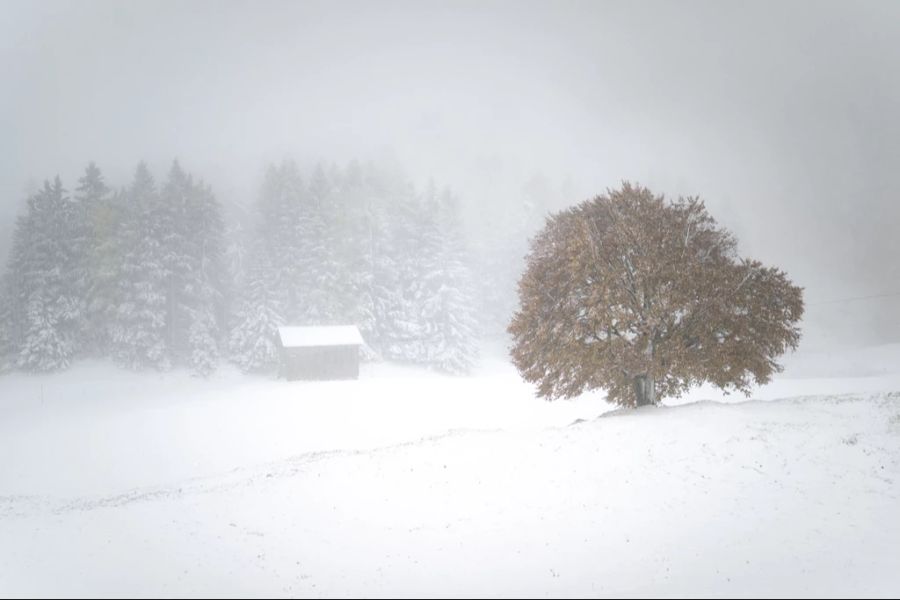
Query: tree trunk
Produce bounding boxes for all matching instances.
[633,374,656,407]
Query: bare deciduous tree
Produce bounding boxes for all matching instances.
[509,183,804,407]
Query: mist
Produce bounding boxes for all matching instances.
[4,2,900,597]
[2,0,899,348]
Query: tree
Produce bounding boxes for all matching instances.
[5,178,82,371]
[257,160,305,321]
[72,162,113,354]
[419,188,479,373]
[188,310,219,376]
[107,163,170,370]
[157,163,227,374]
[228,241,284,372]
[509,183,804,407]
[297,163,342,325]
[380,186,429,362]
[0,284,13,371]
[181,177,227,375]
[360,172,404,360]
[157,160,194,361]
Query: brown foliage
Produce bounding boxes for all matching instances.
[508,183,804,407]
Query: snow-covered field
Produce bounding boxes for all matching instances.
[1,345,900,597]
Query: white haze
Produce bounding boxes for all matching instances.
[2,0,899,347]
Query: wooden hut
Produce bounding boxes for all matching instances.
[277,325,364,381]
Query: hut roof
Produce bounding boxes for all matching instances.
[277,325,364,348]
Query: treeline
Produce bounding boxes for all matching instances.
[0,159,479,375]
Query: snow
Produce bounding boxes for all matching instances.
[277,325,364,348]
[1,344,899,596]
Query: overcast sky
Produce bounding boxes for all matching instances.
[2,0,899,347]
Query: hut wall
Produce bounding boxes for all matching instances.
[281,345,359,381]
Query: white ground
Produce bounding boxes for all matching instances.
[1,345,899,597]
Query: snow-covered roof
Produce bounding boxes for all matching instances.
[278,325,364,348]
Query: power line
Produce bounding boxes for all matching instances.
[807,291,900,306]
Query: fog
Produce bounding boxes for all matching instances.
[5,4,900,595]
[3,0,899,348]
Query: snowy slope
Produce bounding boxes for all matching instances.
[1,393,898,597]
[0,357,613,497]
[1,346,899,597]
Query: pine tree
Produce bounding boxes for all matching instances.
[0,283,13,371]
[3,213,30,359]
[188,310,219,376]
[419,189,479,373]
[108,163,169,369]
[296,163,341,325]
[8,178,81,371]
[356,170,403,360]
[259,161,306,321]
[337,164,392,359]
[156,160,193,362]
[72,162,113,354]
[183,179,227,375]
[378,182,426,362]
[228,242,284,372]
[225,161,303,372]
[365,191,402,360]
[223,210,251,330]
[328,163,361,327]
